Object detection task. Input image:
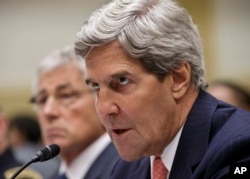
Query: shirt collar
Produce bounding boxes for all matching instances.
[59,133,111,179]
[150,125,184,178]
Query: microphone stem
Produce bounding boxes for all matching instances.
[10,160,33,179]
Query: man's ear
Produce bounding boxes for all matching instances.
[170,61,191,100]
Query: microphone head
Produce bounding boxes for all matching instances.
[34,144,60,162]
[46,144,60,158]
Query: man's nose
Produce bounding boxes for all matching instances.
[42,96,60,118]
[96,88,119,120]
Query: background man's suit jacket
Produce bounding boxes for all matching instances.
[84,142,119,179]
[0,147,21,179]
[56,142,119,179]
[110,90,250,179]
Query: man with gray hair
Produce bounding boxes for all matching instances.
[75,0,250,178]
[30,46,118,179]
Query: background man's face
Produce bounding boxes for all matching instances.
[37,62,104,155]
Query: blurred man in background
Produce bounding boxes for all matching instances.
[30,45,118,179]
[8,113,60,179]
[0,109,21,179]
[207,80,250,111]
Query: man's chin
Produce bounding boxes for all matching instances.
[117,148,143,162]
[44,138,63,146]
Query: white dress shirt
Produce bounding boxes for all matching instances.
[58,133,111,179]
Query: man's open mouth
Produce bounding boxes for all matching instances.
[112,129,129,135]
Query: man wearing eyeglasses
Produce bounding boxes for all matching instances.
[30,46,119,179]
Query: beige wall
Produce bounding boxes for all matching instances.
[179,0,250,91]
[178,0,214,81]
[211,0,250,90]
[0,0,108,116]
[1,0,249,117]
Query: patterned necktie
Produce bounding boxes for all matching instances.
[153,157,168,179]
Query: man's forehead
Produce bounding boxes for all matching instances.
[37,83,73,94]
[86,41,124,61]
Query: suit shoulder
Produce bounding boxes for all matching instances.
[84,142,119,179]
[110,157,150,179]
[210,102,250,139]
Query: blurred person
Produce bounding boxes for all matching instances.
[74,0,250,178]
[8,113,60,179]
[0,110,21,179]
[207,80,250,111]
[30,45,119,179]
[8,113,42,159]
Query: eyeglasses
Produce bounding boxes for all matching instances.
[30,89,88,110]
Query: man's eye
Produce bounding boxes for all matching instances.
[36,96,47,105]
[89,82,100,91]
[59,93,75,99]
[119,77,129,85]
[86,79,100,91]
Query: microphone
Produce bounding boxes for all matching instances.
[10,144,60,179]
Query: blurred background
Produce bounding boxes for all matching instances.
[0,0,250,117]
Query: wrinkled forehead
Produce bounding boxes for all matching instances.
[85,40,137,70]
[37,82,73,96]
[85,40,124,60]
[36,64,85,95]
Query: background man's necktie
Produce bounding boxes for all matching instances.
[57,173,68,179]
[153,157,168,179]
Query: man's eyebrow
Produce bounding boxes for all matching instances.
[110,71,131,79]
[56,83,72,91]
[37,83,72,95]
[85,71,131,85]
[37,89,47,96]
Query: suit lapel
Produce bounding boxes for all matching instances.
[121,157,151,179]
[84,143,119,179]
[110,157,151,179]
[128,157,151,179]
[170,90,217,179]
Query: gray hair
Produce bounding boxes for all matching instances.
[75,0,207,89]
[32,45,86,95]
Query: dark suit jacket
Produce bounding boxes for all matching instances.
[56,142,119,179]
[0,147,21,179]
[110,90,250,179]
[84,142,119,179]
